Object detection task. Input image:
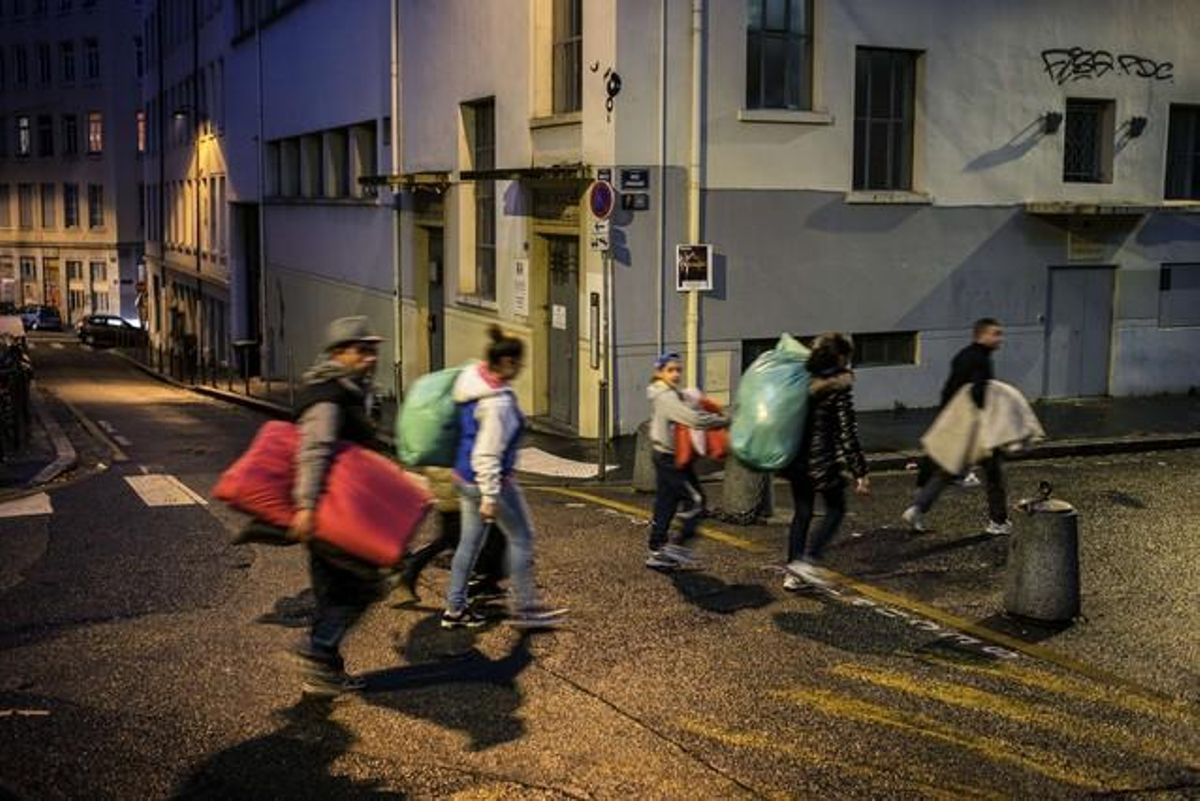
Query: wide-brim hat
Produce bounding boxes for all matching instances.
[324,316,384,352]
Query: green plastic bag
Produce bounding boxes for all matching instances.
[395,364,466,467]
[730,333,811,471]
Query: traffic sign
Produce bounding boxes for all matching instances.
[588,180,616,220]
[589,220,611,252]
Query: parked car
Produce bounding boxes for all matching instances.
[76,315,149,348]
[21,305,63,331]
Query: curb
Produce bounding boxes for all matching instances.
[27,388,77,486]
[111,349,293,419]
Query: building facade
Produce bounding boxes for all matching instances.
[394,0,1200,438]
[0,0,143,323]
[141,0,233,369]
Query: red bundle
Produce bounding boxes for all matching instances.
[214,421,434,566]
[675,397,729,468]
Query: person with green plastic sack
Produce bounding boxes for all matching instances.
[781,333,870,590]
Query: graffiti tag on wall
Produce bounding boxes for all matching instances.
[1041,48,1174,85]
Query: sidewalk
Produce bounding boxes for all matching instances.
[117,348,1200,480]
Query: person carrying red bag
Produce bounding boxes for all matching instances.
[288,316,389,697]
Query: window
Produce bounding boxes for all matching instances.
[68,289,87,317]
[37,42,51,84]
[1063,99,1114,184]
[15,45,28,86]
[853,48,917,191]
[0,117,7,157]
[83,37,99,80]
[67,260,82,280]
[1165,105,1200,200]
[350,123,376,197]
[853,332,918,367]
[18,184,35,228]
[63,183,79,227]
[746,0,813,110]
[17,116,31,156]
[0,50,6,90]
[466,99,496,302]
[63,114,78,155]
[324,129,348,197]
[552,0,582,114]
[21,259,36,286]
[1159,264,1200,328]
[40,183,55,228]
[280,138,300,197]
[0,185,10,228]
[134,35,143,78]
[89,261,106,282]
[87,183,103,227]
[300,134,323,197]
[60,41,75,83]
[37,115,53,156]
[87,111,102,153]
[136,110,145,153]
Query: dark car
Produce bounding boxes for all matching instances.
[21,305,64,331]
[76,314,148,348]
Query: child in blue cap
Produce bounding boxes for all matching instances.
[644,351,728,569]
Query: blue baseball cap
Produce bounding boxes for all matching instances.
[653,351,681,370]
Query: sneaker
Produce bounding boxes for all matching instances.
[440,608,489,629]
[901,505,928,533]
[301,671,366,698]
[782,574,805,592]
[645,549,678,570]
[468,580,507,603]
[985,519,1013,536]
[663,543,703,571]
[785,559,830,587]
[506,606,569,630]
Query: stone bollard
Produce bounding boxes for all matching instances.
[632,420,656,493]
[720,454,773,523]
[1005,486,1080,623]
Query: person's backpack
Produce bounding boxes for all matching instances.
[395,364,467,467]
[730,333,811,471]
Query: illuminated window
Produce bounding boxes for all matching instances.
[17,116,31,156]
[136,110,146,153]
[87,111,102,153]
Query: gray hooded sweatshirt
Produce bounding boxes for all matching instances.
[647,380,725,455]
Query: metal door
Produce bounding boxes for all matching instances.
[546,235,579,430]
[1045,267,1115,397]
[427,229,445,372]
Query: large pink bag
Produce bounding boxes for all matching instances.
[214,421,434,566]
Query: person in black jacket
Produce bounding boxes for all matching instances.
[903,318,1010,535]
[781,333,870,589]
[288,316,386,697]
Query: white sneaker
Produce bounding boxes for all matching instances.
[957,470,982,489]
[901,506,927,532]
[985,519,1013,536]
[785,559,829,587]
[782,574,804,592]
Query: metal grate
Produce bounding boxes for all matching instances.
[1063,100,1106,183]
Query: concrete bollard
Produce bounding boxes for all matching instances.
[1005,490,1080,623]
[720,454,774,523]
[632,420,656,493]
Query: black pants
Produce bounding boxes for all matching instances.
[915,453,1008,523]
[308,549,383,662]
[786,472,847,563]
[649,451,704,550]
[403,509,507,585]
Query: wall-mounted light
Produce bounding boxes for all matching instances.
[1043,111,1063,135]
[1129,116,1148,137]
[172,106,191,121]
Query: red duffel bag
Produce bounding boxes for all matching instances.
[675,397,729,468]
[213,420,434,566]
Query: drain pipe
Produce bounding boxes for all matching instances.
[390,0,404,397]
[685,0,703,385]
[655,0,668,355]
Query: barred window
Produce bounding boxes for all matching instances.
[1063,99,1114,184]
[746,0,813,110]
[853,48,917,191]
[552,0,582,114]
[1165,105,1200,200]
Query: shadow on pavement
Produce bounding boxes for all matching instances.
[669,571,774,615]
[173,696,404,800]
[975,613,1074,644]
[254,588,316,629]
[358,615,532,752]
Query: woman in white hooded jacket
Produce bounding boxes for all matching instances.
[441,326,567,630]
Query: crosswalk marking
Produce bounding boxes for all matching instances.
[97,420,116,434]
[50,342,64,350]
[124,474,207,507]
[0,493,53,518]
[114,435,132,447]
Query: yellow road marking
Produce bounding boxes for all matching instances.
[773,686,1139,792]
[916,654,1200,727]
[830,663,1200,769]
[534,486,768,553]
[679,719,1001,801]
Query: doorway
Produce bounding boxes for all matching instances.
[1045,266,1115,397]
[545,235,579,431]
[426,228,445,372]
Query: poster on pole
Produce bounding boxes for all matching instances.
[675,244,712,292]
[512,258,529,317]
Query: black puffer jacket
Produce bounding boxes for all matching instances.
[792,382,868,490]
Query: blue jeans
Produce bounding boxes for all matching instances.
[445,481,538,614]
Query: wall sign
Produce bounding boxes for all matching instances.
[512,258,529,317]
[622,193,650,211]
[676,244,713,292]
[552,304,568,330]
[620,168,649,190]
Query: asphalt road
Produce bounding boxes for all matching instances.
[1,335,1198,799]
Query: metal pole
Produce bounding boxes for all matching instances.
[599,250,613,481]
[256,9,271,394]
[287,348,295,409]
[227,343,233,391]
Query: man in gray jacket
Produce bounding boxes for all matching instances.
[645,352,727,570]
[288,316,384,696]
